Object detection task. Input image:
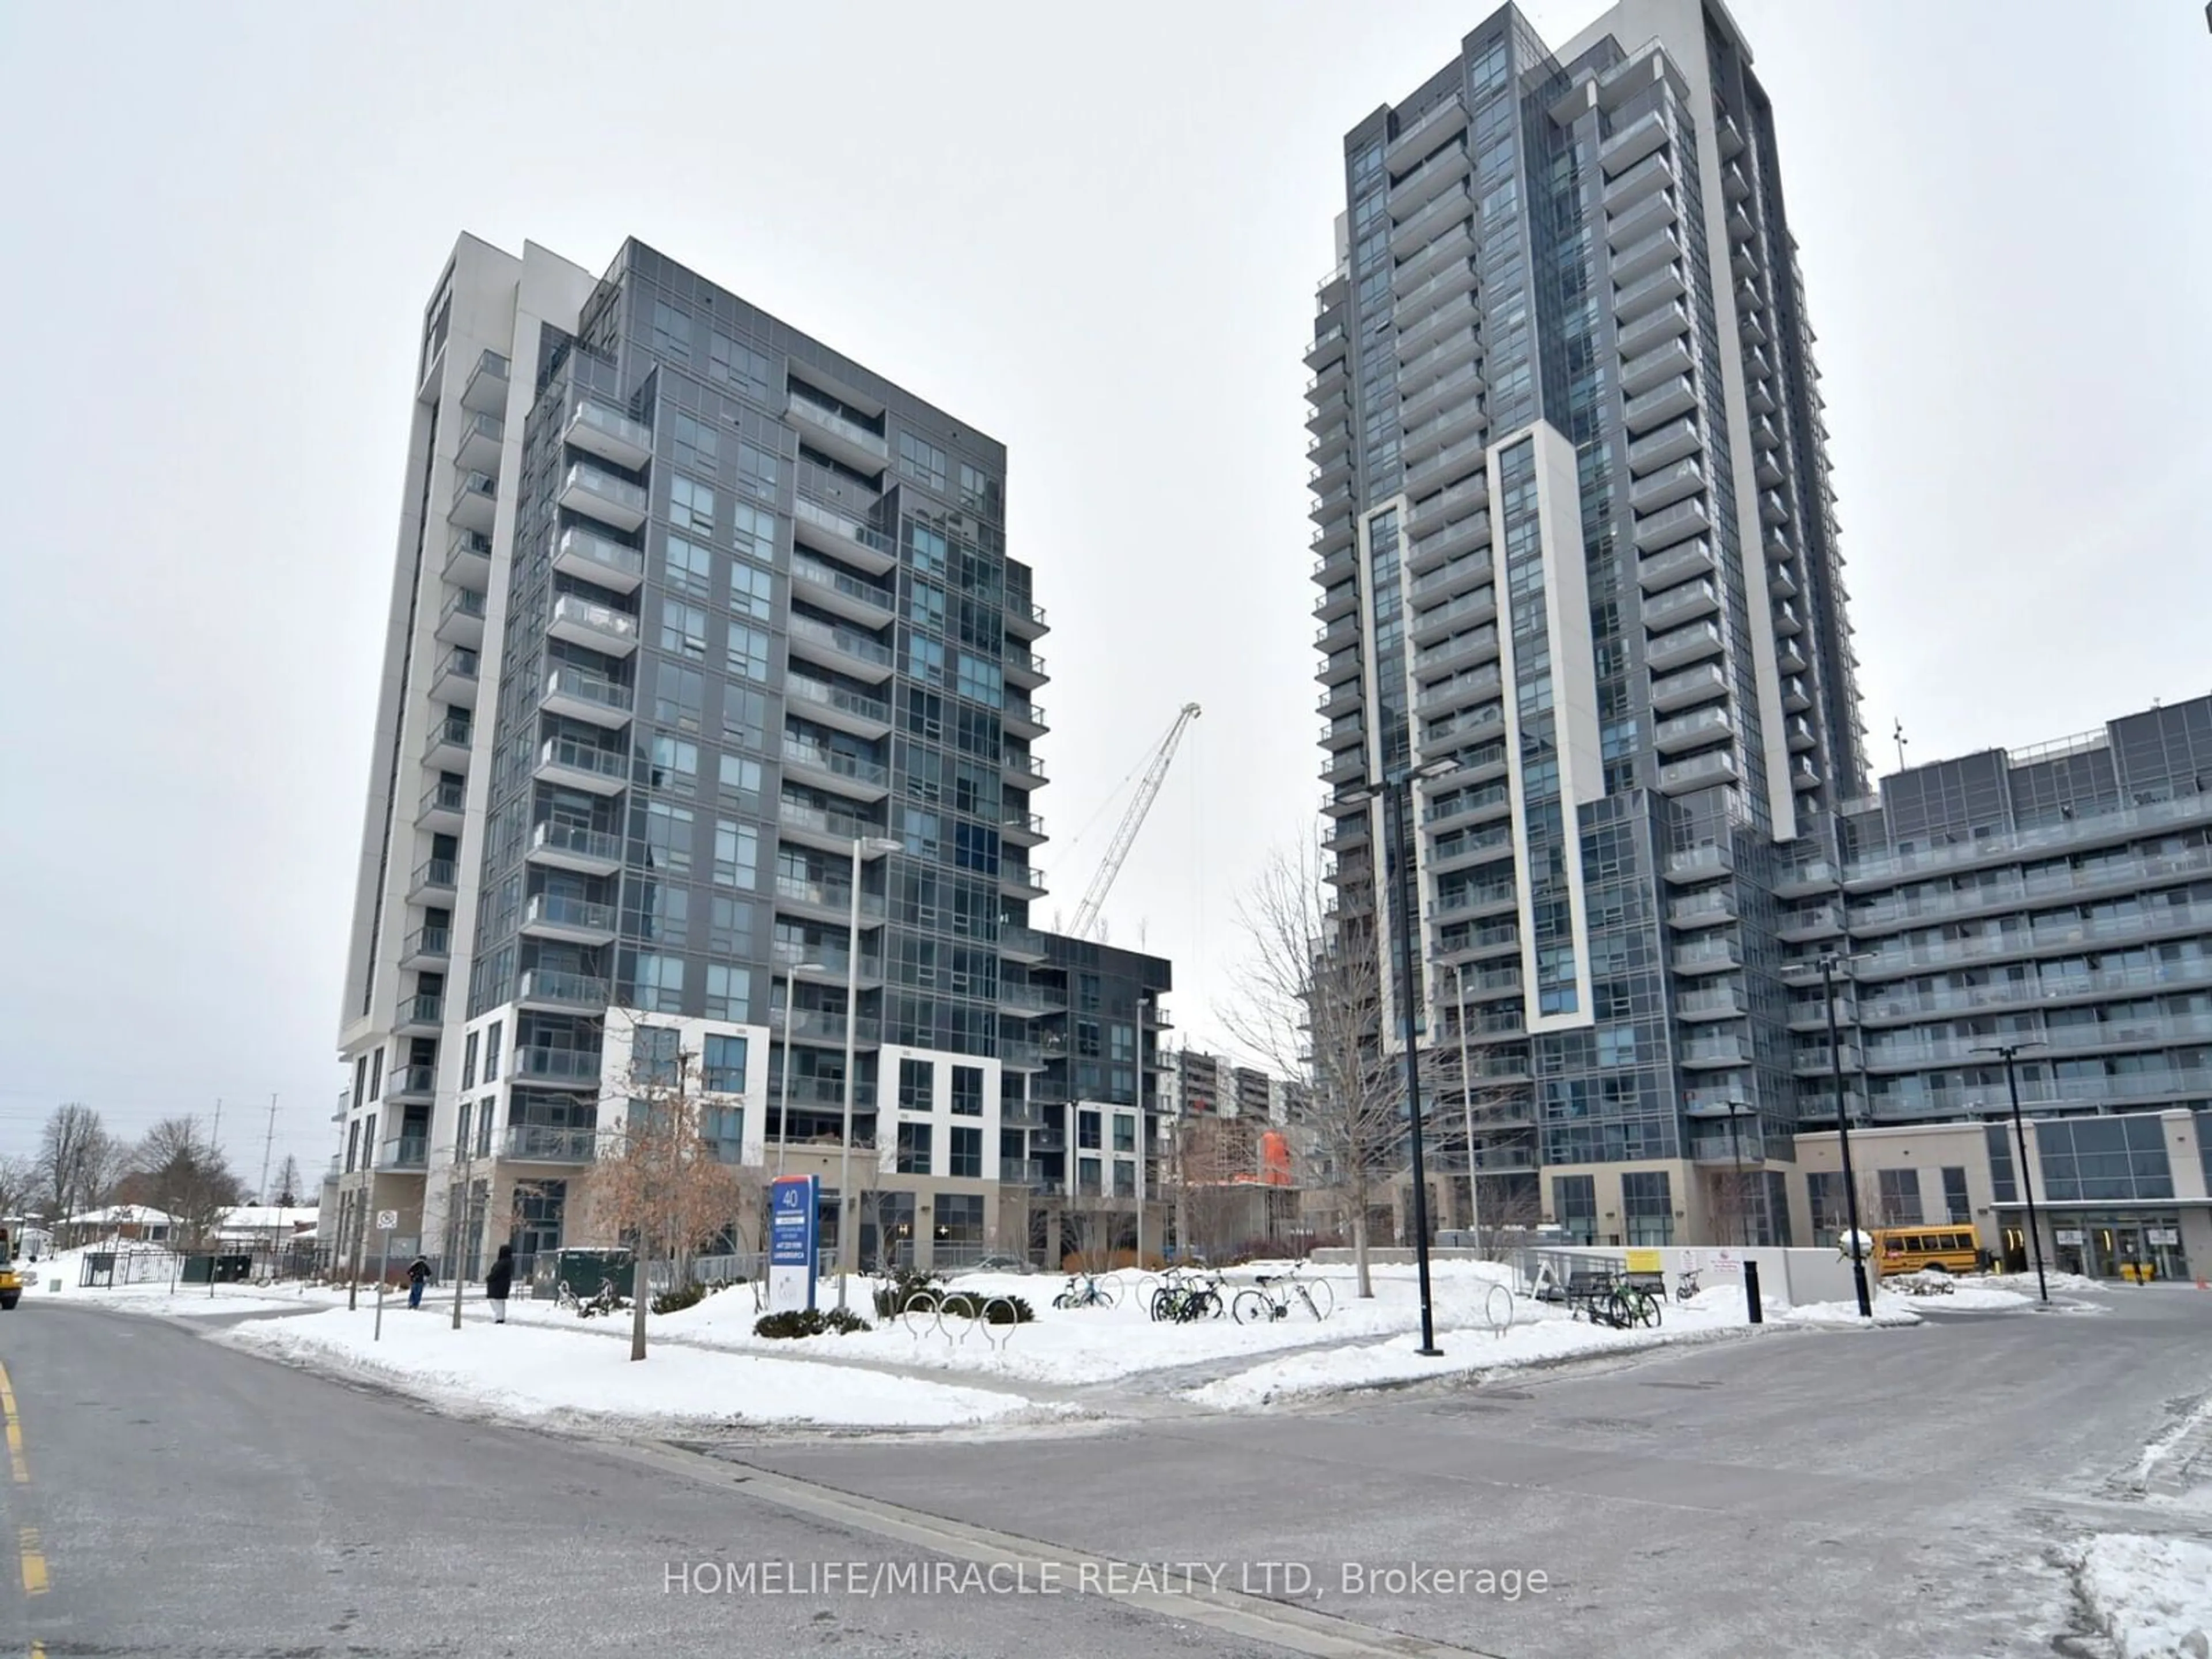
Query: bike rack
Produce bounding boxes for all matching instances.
[1484,1283,1514,1339]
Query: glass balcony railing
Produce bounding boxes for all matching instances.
[785,676,890,725]
[790,554,895,612]
[549,594,638,643]
[785,396,888,458]
[524,893,615,934]
[544,666,630,714]
[787,612,891,666]
[517,969,610,1008]
[781,738,888,787]
[510,1048,604,1084]
[530,822,622,864]
[794,495,896,557]
[538,737,627,783]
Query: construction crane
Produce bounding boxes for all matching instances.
[1068,702,1202,940]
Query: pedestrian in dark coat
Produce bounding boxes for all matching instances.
[485,1243,516,1324]
[406,1254,431,1309]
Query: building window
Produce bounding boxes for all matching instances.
[1805,1171,1846,1247]
[2036,1115,2174,1202]
[703,1034,748,1094]
[1552,1174,1596,1244]
[657,663,705,732]
[483,1023,502,1083]
[709,332,770,398]
[1876,1168,1923,1226]
[637,800,694,876]
[1940,1166,1971,1224]
[729,560,773,621]
[708,895,752,958]
[344,1119,360,1174]
[631,1024,682,1086]
[630,953,685,1016]
[897,431,946,492]
[1621,1171,1673,1246]
[935,1192,984,1245]
[673,412,718,473]
[702,1105,744,1164]
[1077,1156,1102,1198]
[704,964,750,1023]
[948,1126,983,1179]
[899,1058,933,1113]
[1112,1113,1136,1153]
[664,534,713,599]
[726,622,771,682]
[956,463,998,516]
[1078,1109,1101,1151]
[896,1122,933,1175]
[461,1031,479,1091]
[455,1102,472,1163]
[670,474,716,536]
[1984,1124,2016,1203]
[713,821,759,889]
[651,300,691,361]
[1112,1160,1137,1198]
[368,1049,384,1101]
[950,1066,983,1117]
[643,734,699,796]
[737,441,778,501]
[477,1101,495,1158]
[718,754,762,810]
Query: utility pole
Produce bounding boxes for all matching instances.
[258,1095,277,1205]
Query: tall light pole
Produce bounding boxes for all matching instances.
[1819,950,1874,1319]
[773,959,825,1178]
[1725,1100,1749,1248]
[1351,755,1456,1358]
[1972,1040,2050,1305]
[836,836,902,1311]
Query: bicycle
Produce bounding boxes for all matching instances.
[1051,1272,1118,1311]
[558,1278,626,1319]
[1149,1271,1225,1323]
[1230,1267,1334,1325]
[1673,1269,1702,1304]
[1603,1281,1663,1328]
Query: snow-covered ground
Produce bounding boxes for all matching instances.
[222,1306,1044,1431]
[1985,1268,2109,1297]
[1778,1292,1923,1328]
[2078,1534,2212,1658]
[20,1244,355,1317]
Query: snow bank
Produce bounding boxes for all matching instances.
[224,1306,1039,1430]
[2080,1534,2212,1658]
[1779,1293,1922,1328]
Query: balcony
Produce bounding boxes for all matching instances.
[377,1137,430,1173]
[781,738,891,801]
[564,399,652,470]
[1005,597,1050,641]
[454,410,505,475]
[1657,748,1740,796]
[775,798,882,855]
[460,349,508,416]
[1778,903,1842,944]
[781,1009,881,1047]
[399,925,450,969]
[1605,188,1677,253]
[1619,335,1695,397]
[527,821,623,876]
[504,1124,600,1161]
[1643,577,1721,632]
[1653,705,1733,756]
[1774,598,1806,638]
[1003,698,1048,741]
[1637,537,1715,595]
[386,1064,437,1104]
[1645,620,1724,676]
[552,525,646,594]
[421,711,473,771]
[1001,809,1046,847]
[1623,374,1698,435]
[1004,648,1047,691]
[444,528,493,592]
[1630,456,1706,517]
[999,925,1049,964]
[541,666,632,729]
[1002,749,1048,789]
[1633,496,1710,555]
[791,553,896,627]
[1304,324,1348,372]
[793,496,898,578]
[785,675,891,739]
[1601,149,1673,215]
[1388,93,1467,165]
[407,857,457,904]
[521,892,617,946]
[436,586,486,649]
[1616,299,1691,365]
[1627,416,1700,478]
[787,613,893,683]
[447,470,499,536]
[1000,861,1048,900]
[997,982,1062,1017]
[416,776,467,834]
[1672,938,1741,976]
[547,594,639,658]
[535,736,628,795]
[1402,431,1488,501]
[430,646,480,709]
[1609,225,1680,288]
[557,463,649,532]
[1676,985,1746,1022]
[1790,756,1823,793]
[1680,1035,1750,1070]
[785,393,888,472]
[1663,843,1733,885]
[1599,108,1669,175]
[999,1040,1049,1073]
[394,993,444,1037]
[772,873,887,923]
[1668,889,1737,929]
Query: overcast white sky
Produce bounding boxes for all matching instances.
[1,1,2205,1190]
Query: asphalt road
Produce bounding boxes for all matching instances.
[2,1288,2208,1658]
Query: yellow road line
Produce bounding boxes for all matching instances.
[16,1529,45,1597]
[0,1361,25,1484]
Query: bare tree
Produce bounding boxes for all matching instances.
[120,1117,244,1247]
[39,1103,118,1221]
[0,1155,40,1221]
[271,1154,305,1209]
[588,1046,745,1361]
[1221,844,1451,1300]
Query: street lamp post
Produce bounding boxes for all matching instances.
[1351,756,1456,1358]
[836,837,902,1312]
[1819,950,1874,1319]
[773,959,825,1179]
[1725,1101,1748,1249]
[1972,1041,2050,1305]
[1450,959,1479,1247]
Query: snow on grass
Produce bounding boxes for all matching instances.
[1984,1269,2109,1297]
[1777,1292,1923,1328]
[2078,1534,2212,1658]
[645,1260,1528,1388]
[1183,1296,1758,1409]
[23,1245,354,1317]
[222,1305,1040,1430]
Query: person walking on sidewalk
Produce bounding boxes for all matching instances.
[484,1243,516,1324]
[406,1253,431,1310]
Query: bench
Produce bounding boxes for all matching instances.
[1557,1270,1618,1321]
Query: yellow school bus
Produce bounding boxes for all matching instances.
[1872,1225,1980,1277]
[0,1225,18,1310]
